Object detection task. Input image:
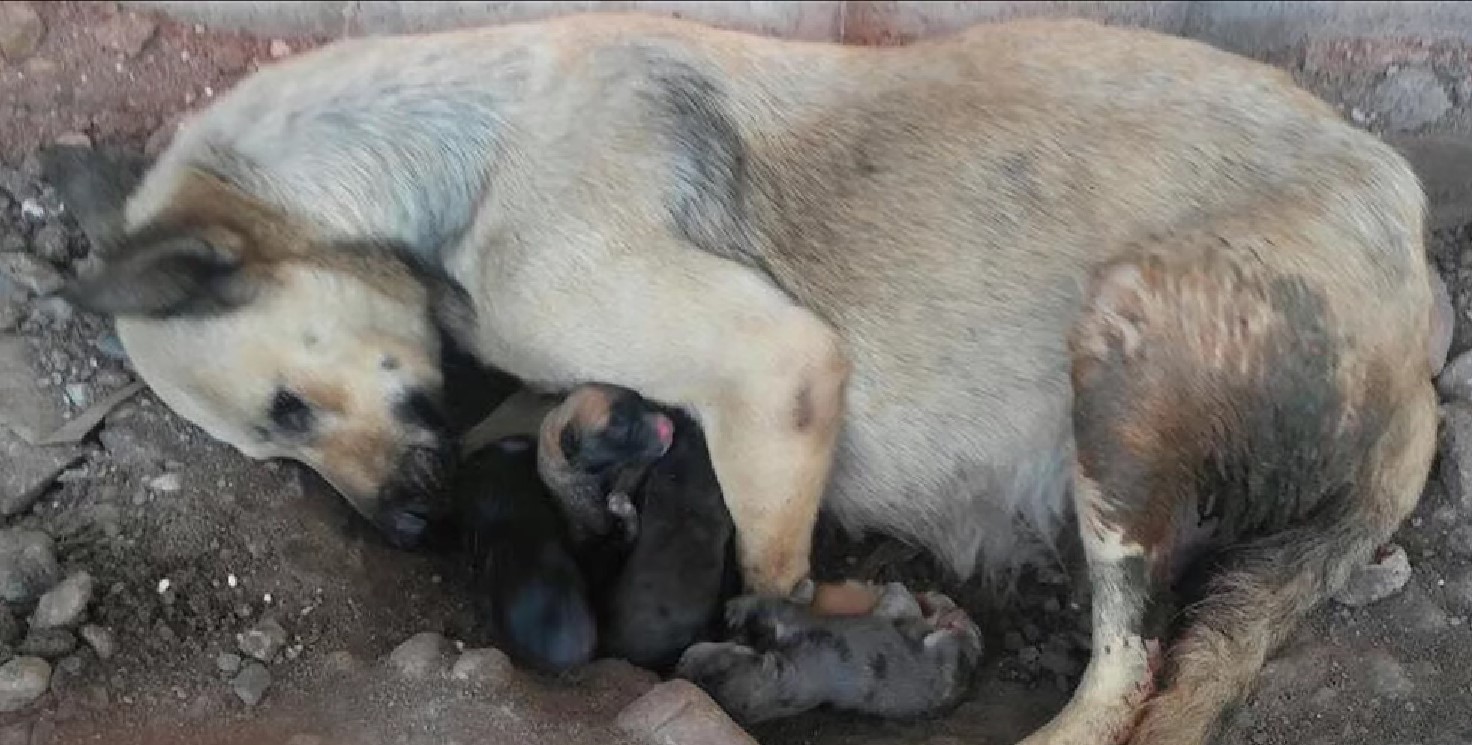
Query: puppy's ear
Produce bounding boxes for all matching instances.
[62,231,266,318]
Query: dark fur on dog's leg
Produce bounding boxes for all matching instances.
[38,145,154,255]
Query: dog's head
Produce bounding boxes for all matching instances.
[62,167,474,550]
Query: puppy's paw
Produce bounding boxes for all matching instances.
[675,641,760,687]
[871,582,923,621]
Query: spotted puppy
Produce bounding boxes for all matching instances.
[539,383,741,671]
[448,433,598,675]
[676,582,983,724]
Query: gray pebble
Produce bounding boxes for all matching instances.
[17,629,76,660]
[237,618,287,663]
[231,662,271,707]
[0,529,60,605]
[449,648,513,687]
[387,632,454,680]
[30,570,93,629]
[1448,525,1472,558]
[29,225,68,265]
[1334,544,1412,607]
[1439,402,1472,508]
[1369,68,1451,131]
[0,606,17,647]
[1438,350,1472,402]
[216,652,242,675]
[0,657,49,713]
[0,253,63,296]
[77,626,115,661]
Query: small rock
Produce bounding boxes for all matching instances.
[231,662,270,706]
[0,529,60,604]
[1017,646,1042,670]
[0,607,17,647]
[0,657,49,713]
[0,428,79,518]
[17,199,44,222]
[616,679,759,745]
[215,652,242,675]
[1429,271,1453,376]
[92,11,157,59]
[268,39,292,58]
[449,648,513,687]
[29,225,68,265]
[93,334,127,363]
[386,632,454,680]
[1440,401,1472,508]
[52,133,90,149]
[236,618,287,663]
[63,384,91,410]
[0,3,44,62]
[1334,544,1413,607]
[17,629,75,660]
[1448,525,1472,558]
[0,253,63,296]
[30,571,93,629]
[1003,630,1025,652]
[1368,68,1451,131]
[0,722,28,745]
[1439,350,1472,402]
[147,473,181,493]
[32,296,72,327]
[77,626,114,660]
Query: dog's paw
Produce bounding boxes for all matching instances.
[675,641,759,686]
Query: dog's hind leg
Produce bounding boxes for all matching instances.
[1127,381,1435,744]
[1021,242,1436,745]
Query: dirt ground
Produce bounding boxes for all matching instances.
[2,3,1472,745]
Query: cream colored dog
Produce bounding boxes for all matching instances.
[52,14,1436,745]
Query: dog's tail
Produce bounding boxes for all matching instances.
[1132,378,1436,745]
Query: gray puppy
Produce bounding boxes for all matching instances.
[676,583,983,724]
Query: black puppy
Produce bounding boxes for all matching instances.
[538,383,741,672]
[447,433,598,675]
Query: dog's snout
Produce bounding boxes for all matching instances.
[375,441,456,550]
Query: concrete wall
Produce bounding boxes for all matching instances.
[125,1,1472,56]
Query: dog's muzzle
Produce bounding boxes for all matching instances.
[374,439,456,550]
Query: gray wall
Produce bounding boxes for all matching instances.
[124,1,1472,56]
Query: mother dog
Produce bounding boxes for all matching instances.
[58,13,1436,745]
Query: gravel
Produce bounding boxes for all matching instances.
[29,570,93,629]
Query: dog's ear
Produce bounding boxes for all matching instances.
[38,145,152,255]
[62,230,267,318]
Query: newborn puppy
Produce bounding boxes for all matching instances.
[675,583,984,725]
[539,384,740,672]
[448,434,598,675]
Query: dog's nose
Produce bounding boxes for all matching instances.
[380,504,432,549]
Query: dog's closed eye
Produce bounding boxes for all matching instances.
[268,388,315,435]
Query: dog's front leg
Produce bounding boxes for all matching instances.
[693,303,850,597]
